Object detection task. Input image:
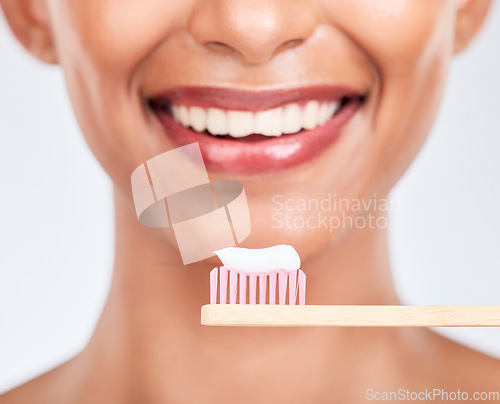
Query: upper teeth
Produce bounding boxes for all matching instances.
[171,100,340,138]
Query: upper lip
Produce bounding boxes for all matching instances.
[149,85,365,112]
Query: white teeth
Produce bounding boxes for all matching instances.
[302,100,319,130]
[318,102,331,125]
[172,99,342,138]
[189,107,206,132]
[206,108,227,135]
[282,103,302,134]
[327,101,340,119]
[178,105,190,127]
[227,111,254,137]
[254,107,283,137]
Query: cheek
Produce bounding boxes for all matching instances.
[52,0,188,71]
[46,1,191,189]
[324,0,456,192]
[326,0,455,66]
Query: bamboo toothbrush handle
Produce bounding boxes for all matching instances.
[201,304,500,327]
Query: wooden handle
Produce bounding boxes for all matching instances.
[201,304,500,327]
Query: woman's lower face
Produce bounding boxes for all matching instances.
[47,0,457,261]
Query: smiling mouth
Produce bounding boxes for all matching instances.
[149,86,365,175]
[152,98,346,140]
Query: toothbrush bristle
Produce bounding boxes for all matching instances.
[219,266,228,304]
[259,274,266,304]
[278,270,287,305]
[230,270,238,304]
[209,267,306,305]
[249,274,257,305]
[210,268,217,304]
[269,272,277,305]
[239,274,247,304]
[298,270,306,305]
[288,270,297,306]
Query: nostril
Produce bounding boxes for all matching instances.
[205,41,242,58]
[205,38,305,64]
[274,38,304,54]
[207,41,227,48]
[281,38,303,49]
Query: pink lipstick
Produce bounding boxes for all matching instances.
[149,86,365,175]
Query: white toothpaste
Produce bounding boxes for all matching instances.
[213,244,301,273]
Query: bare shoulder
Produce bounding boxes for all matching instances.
[427,330,500,391]
[0,357,81,404]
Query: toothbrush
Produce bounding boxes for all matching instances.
[201,246,500,327]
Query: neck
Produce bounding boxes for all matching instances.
[79,185,402,402]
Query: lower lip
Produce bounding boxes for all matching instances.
[153,100,361,175]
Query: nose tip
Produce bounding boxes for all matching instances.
[188,0,319,65]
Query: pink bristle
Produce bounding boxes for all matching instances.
[229,269,238,304]
[249,274,257,304]
[298,269,306,305]
[211,266,305,306]
[269,272,277,305]
[219,266,228,304]
[288,270,297,305]
[278,270,288,305]
[259,274,267,304]
[210,268,218,304]
[239,273,247,304]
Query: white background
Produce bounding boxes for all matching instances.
[1,4,499,393]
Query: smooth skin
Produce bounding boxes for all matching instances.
[1,0,499,403]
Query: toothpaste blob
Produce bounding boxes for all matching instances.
[213,244,300,273]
